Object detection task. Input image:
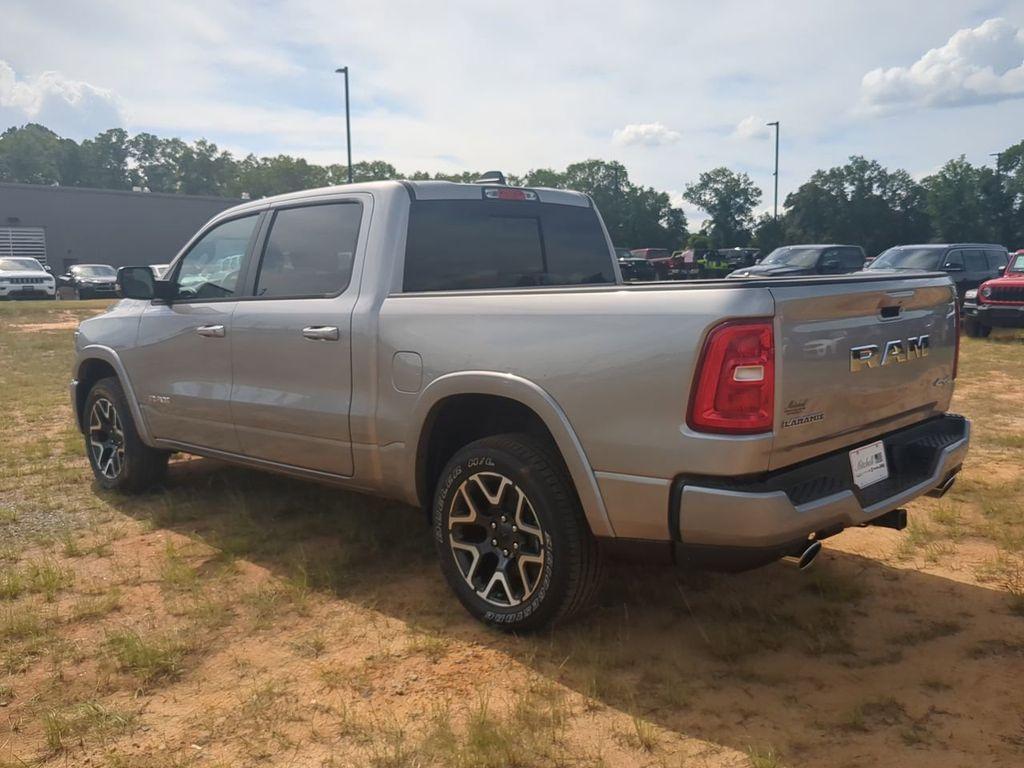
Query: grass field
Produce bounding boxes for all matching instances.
[1,299,1023,768]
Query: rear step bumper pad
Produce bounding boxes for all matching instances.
[675,414,970,549]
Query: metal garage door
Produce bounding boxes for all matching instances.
[0,227,47,266]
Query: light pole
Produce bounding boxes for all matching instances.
[766,121,780,220]
[335,67,353,183]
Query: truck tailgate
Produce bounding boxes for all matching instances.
[768,275,957,470]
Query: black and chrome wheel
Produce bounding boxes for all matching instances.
[88,397,126,481]
[84,377,169,492]
[448,471,547,607]
[433,433,604,631]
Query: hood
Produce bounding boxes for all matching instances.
[726,263,814,278]
[989,273,1024,284]
[0,269,53,279]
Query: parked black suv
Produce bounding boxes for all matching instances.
[726,244,865,278]
[865,244,1009,301]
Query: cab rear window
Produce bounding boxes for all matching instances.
[403,199,614,292]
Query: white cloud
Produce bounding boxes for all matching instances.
[733,115,771,140]
[612,122,681,147]
[0,60,123,138]
[860,17,1024,111]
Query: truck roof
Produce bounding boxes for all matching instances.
[211,179,592,222]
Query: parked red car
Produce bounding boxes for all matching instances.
[962,250,1024,337]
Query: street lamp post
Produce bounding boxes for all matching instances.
[335,67,353,183]
[766,121,780,220]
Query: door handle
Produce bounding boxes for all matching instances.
[195,325,226,338]
[302,325,340,341]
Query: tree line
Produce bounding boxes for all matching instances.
[1,123,1021,254]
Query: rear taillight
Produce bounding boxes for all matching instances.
[687,319,775,434]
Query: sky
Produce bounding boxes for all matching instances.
[1,0,1023,223]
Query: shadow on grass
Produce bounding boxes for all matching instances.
[109,456,1024,765]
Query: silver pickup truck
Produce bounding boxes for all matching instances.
[71,179,969,630]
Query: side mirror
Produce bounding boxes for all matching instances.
[43,265,53,274]
[997,265,1007,276]
[116,266,156,299]
[943,262,964,273]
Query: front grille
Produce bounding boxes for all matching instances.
[988,285,1024,304]
[9,277,45,284]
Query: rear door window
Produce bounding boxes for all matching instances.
[403,199,614,292]
[985,249,1008,271]
[837,247,864,271]
[963,249,987,273]
[253,202,362,299]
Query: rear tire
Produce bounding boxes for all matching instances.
[84,377,169,493]
[433,433,604,631]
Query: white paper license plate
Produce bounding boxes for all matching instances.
[850,440,889,489]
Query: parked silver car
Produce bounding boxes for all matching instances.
[70,179,969,629]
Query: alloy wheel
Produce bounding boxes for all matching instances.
[88,397,125,480]
[448,471,547,607]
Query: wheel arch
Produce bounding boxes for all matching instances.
[74,346,154,444]
[409,372,615,538]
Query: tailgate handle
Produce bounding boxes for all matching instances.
[880,305,902,320]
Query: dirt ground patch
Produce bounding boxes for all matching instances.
[1,302,1023,768]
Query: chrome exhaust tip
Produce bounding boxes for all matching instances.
[798,540,822,570]
[784,540,822,570]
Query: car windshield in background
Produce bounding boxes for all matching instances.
[403,200,614,291]
[761,247,822,268]
[0,257,44,271]
[1010,254,1024,274]
[868,247,942,270]
[74,265,116,277]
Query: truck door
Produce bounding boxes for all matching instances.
[228,198,368,476]
[128,213,262,453]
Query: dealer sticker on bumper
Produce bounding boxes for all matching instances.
[850,440,889,488]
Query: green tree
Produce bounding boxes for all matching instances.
[77,128,132,190]
[128,133,185,193]
[683,167,761,248]
[0,123,75,185]
[686,232,712,251]
[922,156,987,242]
[785,156,930,255]
[175,139,236,196]
[750,213,786,254]
[232,154,327,198]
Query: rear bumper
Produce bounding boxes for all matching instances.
[963,300,1024,328]
[673,414,970,551]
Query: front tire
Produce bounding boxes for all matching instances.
[84,377,169,492]
[433,433,604,631]
[963,318,991,338]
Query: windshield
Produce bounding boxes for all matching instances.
[867,247,942,271]
[0,258,44,271]
[73,265,116,278]
[761,247,822,268]
[1010,254,1024,274]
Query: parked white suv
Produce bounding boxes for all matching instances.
[0,257,56,300]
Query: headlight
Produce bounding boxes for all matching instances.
[964,289,978,300]
[981,285,992,299]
